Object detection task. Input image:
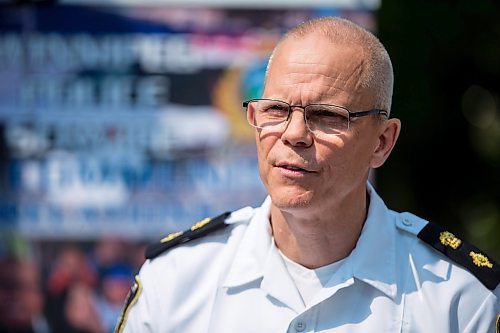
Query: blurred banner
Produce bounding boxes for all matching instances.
[0,5,378,239]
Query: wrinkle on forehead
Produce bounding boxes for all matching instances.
[265,35,371,107]
[273,63,365,104]
[284,57,364,82]
[278,81,348,101]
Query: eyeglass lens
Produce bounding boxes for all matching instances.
[246,99,349,135]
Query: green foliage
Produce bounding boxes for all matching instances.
[377,0,500,260]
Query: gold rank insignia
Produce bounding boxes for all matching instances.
[418,221,499,290]
[469,251,493,268]
[161,231,183,243]
[191,217,211,231]
[145,211,231,260]
[439,231,462,249]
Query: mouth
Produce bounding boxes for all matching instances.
[275,162,315,173]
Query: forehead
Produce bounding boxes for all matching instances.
[264,34,371,107]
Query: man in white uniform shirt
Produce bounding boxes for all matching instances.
[115,17,499,333]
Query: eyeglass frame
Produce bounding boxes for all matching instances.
[242,98,389,134]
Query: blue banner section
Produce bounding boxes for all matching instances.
[2,152,264,238]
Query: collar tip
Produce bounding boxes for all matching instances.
[384,286,398,299]
[222,275,261,289]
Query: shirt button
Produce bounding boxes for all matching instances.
[294,320,306,332]
[403,219,412,226]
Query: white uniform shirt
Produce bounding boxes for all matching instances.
[118,184,499,333]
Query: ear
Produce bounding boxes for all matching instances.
[370,118,401,169]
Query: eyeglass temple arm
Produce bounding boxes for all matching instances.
[349,109,388,118]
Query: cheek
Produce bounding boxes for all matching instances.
[339,140,377,179]
[255,132,275,180]
[318,137,371,180]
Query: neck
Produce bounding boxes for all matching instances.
[271,187,368,269]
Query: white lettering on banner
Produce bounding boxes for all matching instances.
[0,33,260,72]
[12,201,222,238]
[0,29,269,238]
[71,34,135,69]
[0,34,22,68]
[0,33,136,70]
[136,76,170,107]
[135,34,202,73]
[65,79,95,107]
[4,105,229,158]
[19,76,170,109]
[17,155,262,194]
[10,159,266,238]
[50,122,149,151]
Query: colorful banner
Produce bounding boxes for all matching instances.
[0,6,376,238]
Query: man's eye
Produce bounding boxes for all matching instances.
[264,105,288,113]
[308,109,345,119]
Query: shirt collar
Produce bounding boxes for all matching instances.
[347,182,398,299]
[222,183,398,300]
[222,196,273,288]
[222,196,305,312]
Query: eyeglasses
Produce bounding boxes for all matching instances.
[243,98,388,136]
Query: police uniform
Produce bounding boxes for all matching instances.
[115,183,499,333]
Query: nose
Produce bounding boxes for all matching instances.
[281,108,313,147]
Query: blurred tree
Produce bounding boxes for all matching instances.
[377,0,500,259]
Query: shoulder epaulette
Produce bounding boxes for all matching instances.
[145,212,231,260]
[417,221,499,290]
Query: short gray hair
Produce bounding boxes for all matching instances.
[266,17,394,113]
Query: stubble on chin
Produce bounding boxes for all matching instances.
[269,186,315,212]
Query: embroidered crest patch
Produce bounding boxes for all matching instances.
[439,231,462,249]
[417,221,499,290]
[469,251,493,268]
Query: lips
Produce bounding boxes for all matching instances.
[275,162,315,173]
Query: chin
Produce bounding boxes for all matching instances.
[269,187,314,210]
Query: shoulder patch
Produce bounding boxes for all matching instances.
[417,221,500,290]
[114,275,141,333]
[145,212,231,260]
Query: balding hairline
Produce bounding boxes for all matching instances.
[265,17,394,114]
